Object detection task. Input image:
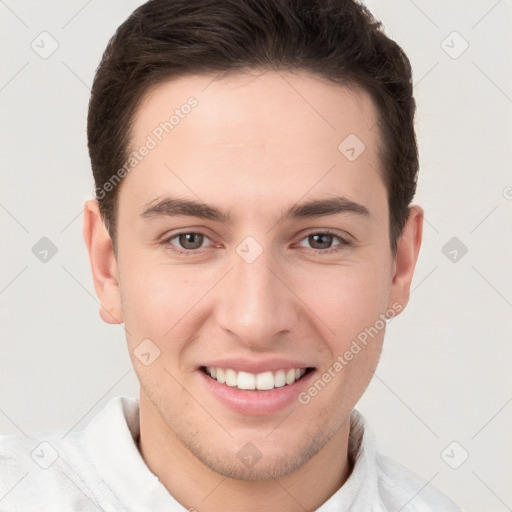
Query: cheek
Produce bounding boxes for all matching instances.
[119,257,223,354]
[119,266,204,390]
[291,260,391,342]
[119,261,194,341]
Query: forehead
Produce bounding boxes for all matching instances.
[123,70,385,219]
[132,69,380,148]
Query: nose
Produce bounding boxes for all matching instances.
[214,242,299,350]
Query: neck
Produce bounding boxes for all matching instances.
[137,394,353,512]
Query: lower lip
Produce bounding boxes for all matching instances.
[199,369,315,416]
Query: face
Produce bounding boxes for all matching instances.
[86,70,420,480]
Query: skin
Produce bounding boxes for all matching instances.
[83,70,423,511]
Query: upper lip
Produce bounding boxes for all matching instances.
[200,357,315,374]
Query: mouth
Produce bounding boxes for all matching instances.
[198,357,317,415]
[201,366,315,391]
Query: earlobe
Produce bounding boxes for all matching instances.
[388,205,424,312]
[82,199,124,325]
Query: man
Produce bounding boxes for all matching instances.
[0,0,462,510]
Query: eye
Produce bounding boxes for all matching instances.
[297,231,350,254]
[164,232,214,254]
[161,230,351,256]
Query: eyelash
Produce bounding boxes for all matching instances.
[161,230,351,256]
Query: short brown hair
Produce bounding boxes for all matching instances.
[87,0,418,254]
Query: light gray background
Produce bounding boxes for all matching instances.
[1,1,511,511]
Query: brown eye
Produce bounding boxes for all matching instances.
[308,233,335,250]
[164,232,213,254]
[176,233,205,250]
[297,231,349,254]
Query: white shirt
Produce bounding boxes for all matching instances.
[0,396,461,511]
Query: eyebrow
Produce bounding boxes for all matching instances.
[140,195,370,223]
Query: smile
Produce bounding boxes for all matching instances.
[203,366,311,391]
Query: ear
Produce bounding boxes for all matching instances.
[388,205,423,312]
[82,199,123,324]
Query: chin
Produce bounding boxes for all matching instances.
[182,424,334,481]
[196,451,308,481]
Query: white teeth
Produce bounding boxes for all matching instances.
[205,366,308,390]
[256,371,274,390]
[237,371,256,390]
[285,369,296,385]
[225,369,237,387]
[216,368,226,384]
[274,369,286,388]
